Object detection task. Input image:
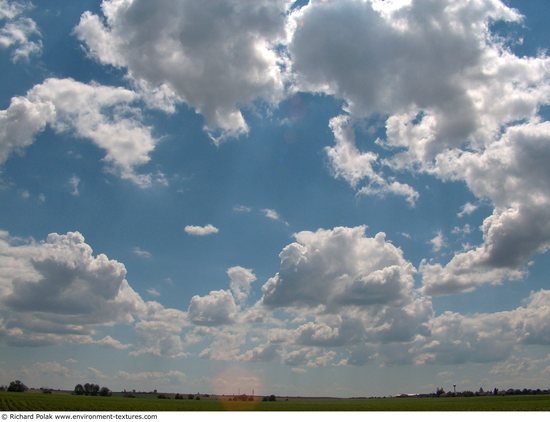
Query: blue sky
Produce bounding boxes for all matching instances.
[1,0,550,397]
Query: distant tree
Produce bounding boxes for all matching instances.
[174,393,183,400]
[188,394,195,400]
[99,387,111,397]
[7,380,28,392]
[74,384,85,395]
[435,387,445,397]
[269,394,276,402]
[493,388,499,396]
[195,395,201,400]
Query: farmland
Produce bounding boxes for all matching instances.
[1,392,550,411]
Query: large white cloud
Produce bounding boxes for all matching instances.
[262,226,416,310]
[0,230,146,346]
[0,229,190,358]
[286,0,550,291]
[422,122,550,295]
[75,0,289,140]
[0,78,158,186]
[411,289,550,365]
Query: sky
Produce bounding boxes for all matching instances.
[1,0,550,397]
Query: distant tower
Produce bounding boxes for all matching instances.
[453,384,456,394]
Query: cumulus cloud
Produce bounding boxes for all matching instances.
[458,202,478,218]
[131,301,188,358]
[429,231,445,253]
[68,175,80,196]
[0,0,42,62]
[262,226,416,310]
[188,290,237,326]
[422,123,550,295]
[326,114,419,205]
[75,0,289,140]
[410,290,550,365]
[0,229,188,358]
[287,0,550,291]
[184,224,219,236]
[0,230,146,346]
[0,78,158,186]
[227,266,256,303]
[261,208,289,225]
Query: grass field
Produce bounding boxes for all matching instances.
[1,392,550,411]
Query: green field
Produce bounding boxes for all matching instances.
[1,392,550,411]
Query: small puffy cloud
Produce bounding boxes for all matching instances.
[188,290,237,326]
[75,0,288,139]
[68,175,80,196]
[261,208,288,225]
[0,78,158,186]
[184,224,219,236]
[0,0,42,62]
[458,202,478,218]
[227,266,256,303]
[429,231,446,253]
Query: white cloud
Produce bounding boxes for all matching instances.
[75,0,289,140]
[227,266,256,303]
[233,205,252,213]
[261,208,289,226]
[261,208,281,221]
[188,290,237,326]
[184,224,219,236]
[132,246,152,259]
[68,175,80,196]
[410,290,550,366]
[0,0,42,62]
[145,287,160,297]
[0,229,189,358]
[0,230,146,346]
[326,115,419,205]
[0,78,158,186]
[429,231,446,253]
[262,226,417,310]
[131,302,188,358]
[422,123,550,295]
[96,335,130,350]
[458,202,478,218]
[288,0,550,285]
